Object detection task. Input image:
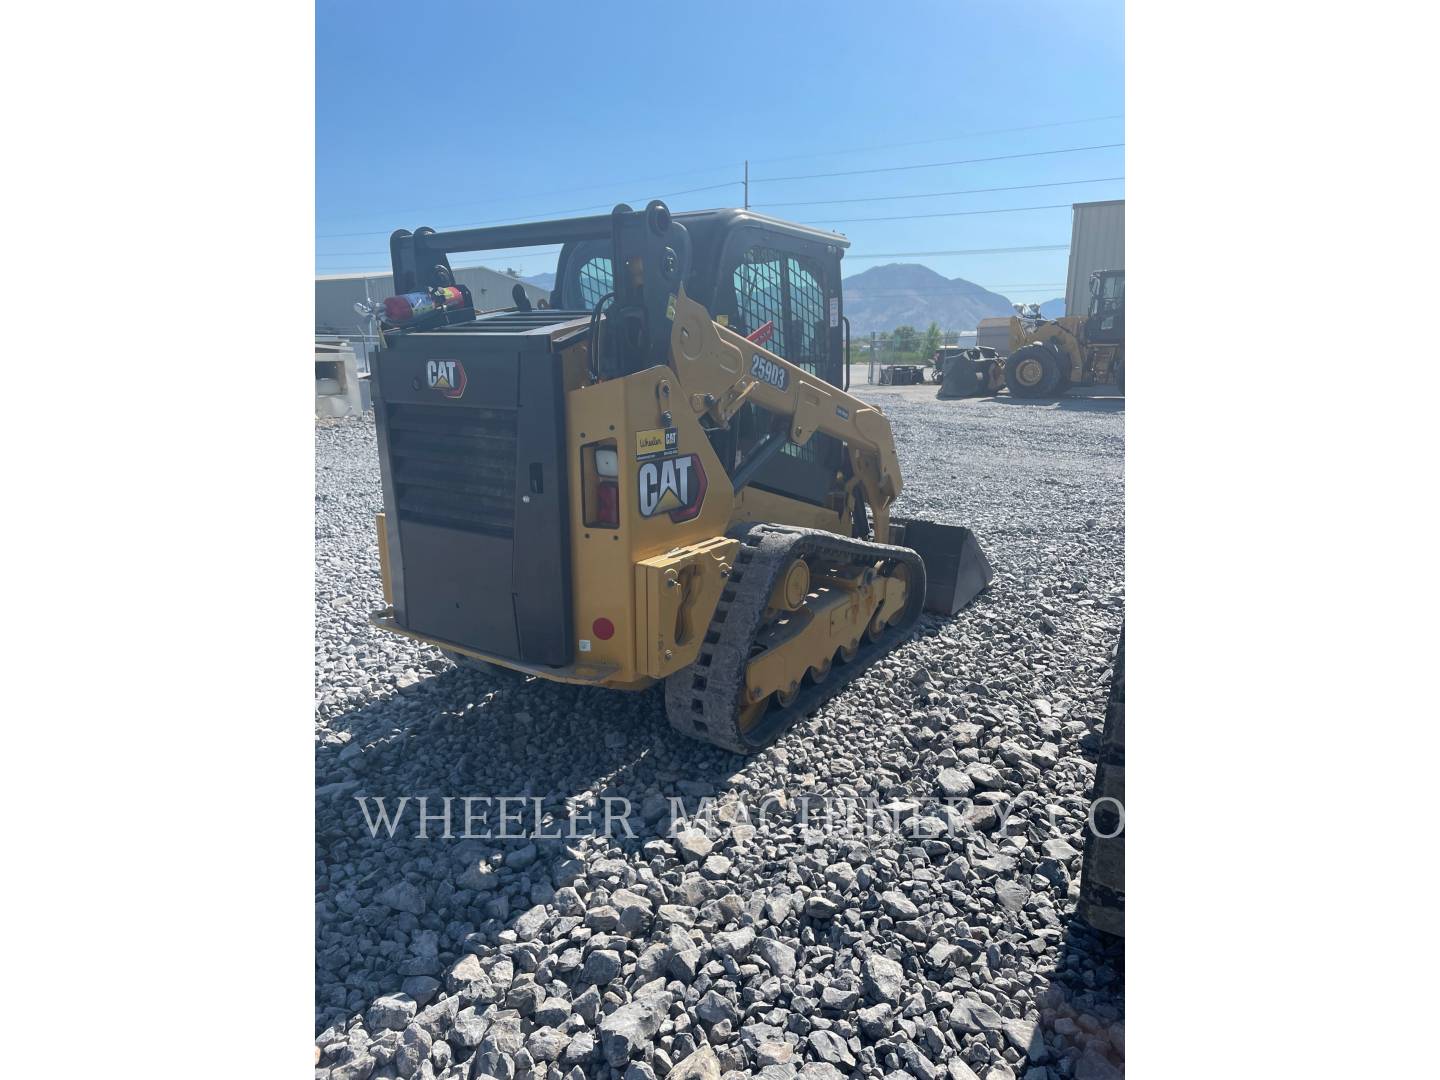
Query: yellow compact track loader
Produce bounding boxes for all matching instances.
[366,200,992,752]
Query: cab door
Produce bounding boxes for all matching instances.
[714,235,847,508]
[1086,271,1125,345]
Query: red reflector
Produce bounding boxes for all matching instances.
[596,480,619,527]
[592,617,615,640]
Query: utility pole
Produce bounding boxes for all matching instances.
[744,160,749,210]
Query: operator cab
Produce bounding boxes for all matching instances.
[383,202,854,513]
[551,209,852,509]
[553,210,847,381]
[1086,269,1125,344]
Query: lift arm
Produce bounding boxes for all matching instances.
[668,288,904,542]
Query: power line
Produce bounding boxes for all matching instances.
[318,243,577,258]
[803,202,1072,226]
[319,171,744,233]
[318,244,1071,274]
[316,114,1121,236]
[321,121,1117,241]
[753,143,1123,183]
[318,182,742,240]
[746,115,1123,166]
[316,250,565,276]
[755,176,1123,210]
[318,198,1075,253]
[846,244,1070,260]
[435,180,743,233]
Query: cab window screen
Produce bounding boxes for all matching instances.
[576,256,614,308]
[733,248,832,465]
[733,249,789,356]
[732,249,828,374]
[785,260,825,370]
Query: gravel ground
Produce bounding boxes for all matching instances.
[315,384,1125,1080]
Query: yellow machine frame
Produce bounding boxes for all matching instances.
[372,289,910,692]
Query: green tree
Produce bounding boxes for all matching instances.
[923,321,943,358]
[892,325,919,353]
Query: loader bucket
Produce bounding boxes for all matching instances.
[937,358,989,399]
[892,517,994,615]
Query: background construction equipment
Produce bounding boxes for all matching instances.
[938,269,1124,399]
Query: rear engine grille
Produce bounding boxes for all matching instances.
[386,403,517,536]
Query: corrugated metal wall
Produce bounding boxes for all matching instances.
[315,267,550,334]
[1064,200,1125,317]
[977,317,1013,355]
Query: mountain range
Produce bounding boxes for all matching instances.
[842,263,1062,336]
[523,263,1063,333]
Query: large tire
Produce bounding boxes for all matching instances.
[1038,345,1066,394]
[1004,343,1061,398]
[1077,626,1125,937]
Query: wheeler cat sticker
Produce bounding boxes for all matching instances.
[637,454,707,522]
[750,352,788,391]
[426,359,467,399]
[634,426,679,461]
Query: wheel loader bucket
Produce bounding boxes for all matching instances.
[892,517,994,615]
[937,358,990,399]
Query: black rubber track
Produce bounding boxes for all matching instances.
[664,523,927,754]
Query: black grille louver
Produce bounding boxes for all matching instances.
[373,312,576,667]
[386,403,517,537]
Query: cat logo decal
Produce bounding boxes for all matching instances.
[425,359,466,399]
[637,454,706,522]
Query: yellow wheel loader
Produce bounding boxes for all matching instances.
[938,269,1125,399]
[366,200,992,753]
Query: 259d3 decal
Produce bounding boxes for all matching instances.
[637,454,707,522]
[750,352,788,391]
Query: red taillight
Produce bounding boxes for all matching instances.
[592,617,615,640]
[596,480,619,527]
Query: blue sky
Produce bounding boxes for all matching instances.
[316,0,1123,300]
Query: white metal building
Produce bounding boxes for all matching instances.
[1064,200,1125,317]
[315,265,550,335]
